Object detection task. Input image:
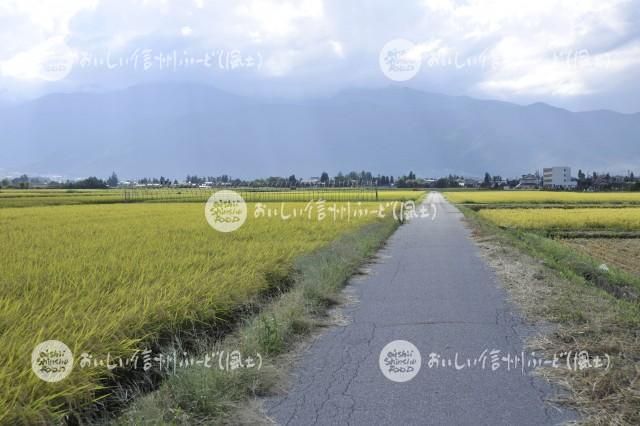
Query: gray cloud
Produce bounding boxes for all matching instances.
[0,0,639,112]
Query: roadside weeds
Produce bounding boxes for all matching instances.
[111,219,398,425]
[460,207,640,425]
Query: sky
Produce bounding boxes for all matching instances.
[1,0,639,112]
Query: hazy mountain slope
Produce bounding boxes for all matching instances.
[0,84,638,178]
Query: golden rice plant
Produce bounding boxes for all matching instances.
[479,207,640,230]
[444,191,640,205]
[0,200,402,423]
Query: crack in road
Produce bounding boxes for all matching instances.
[265,193,575,425]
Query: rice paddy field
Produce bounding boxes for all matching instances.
[0,189,125,208]
[445,191,640,424]
[0,189,423,423]
[443,190,640,281]
[562,238,640,276]
[0,188,422,208]
[444,190,640,205]
[478,207,640,231]
[123,188,422,203]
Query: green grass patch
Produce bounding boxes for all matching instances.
[116,219,398,424]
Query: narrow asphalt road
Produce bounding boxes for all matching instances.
[266,192,574,425]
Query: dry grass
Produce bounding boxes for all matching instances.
[561,239,640,276]
[116,220,398,424]
[466,216,640,425]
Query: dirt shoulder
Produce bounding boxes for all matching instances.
[463,213,640,425]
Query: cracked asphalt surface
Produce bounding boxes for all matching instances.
[265,193,574,425]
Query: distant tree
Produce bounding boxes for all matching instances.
[288,174,297,186]
[507,178,519,188]
[483,172,491,188]
[67,177,107,189]
[320,171,329,184]
[12,174,29,185]
[576,169,589,190]
[107,172,119,187]
[435,177,449,188]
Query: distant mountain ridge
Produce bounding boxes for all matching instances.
[1,83,638,179]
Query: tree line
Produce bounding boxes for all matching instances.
[2,170,639,191]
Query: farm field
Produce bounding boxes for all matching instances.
[0,188,423,208]
[478,207,640,231]
[123,188,423,203]
[0,191,422,423]
[0,189,125,208]
[444,190,640,205]
[562,238,640,276]
[444,190,640,285]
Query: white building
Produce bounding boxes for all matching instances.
[300,177,322,186]
[517,174,540,189]
[543,167,577,189]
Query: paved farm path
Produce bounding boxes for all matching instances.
[265,192,574,425]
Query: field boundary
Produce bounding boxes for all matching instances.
[457,205,640,424]
[79,219,400,424]
[123,187,380,203]
[459,206,640,303]
[462,203,640,210]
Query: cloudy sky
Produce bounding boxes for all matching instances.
[1,0,639,112]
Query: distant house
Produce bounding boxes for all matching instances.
[517,174,540,189]
[543,167,577,189]
[461,178,481,188]
[300,177,322,186]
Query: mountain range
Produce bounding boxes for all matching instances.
[1,83,638,179]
